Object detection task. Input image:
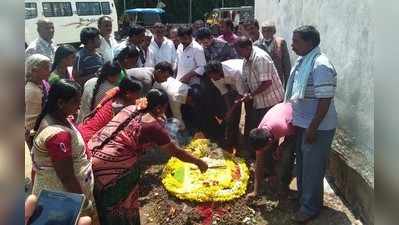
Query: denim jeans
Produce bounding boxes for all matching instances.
[295,127,336,216]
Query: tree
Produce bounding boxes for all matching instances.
[114,0,254,24]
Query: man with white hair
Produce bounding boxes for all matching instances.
[254,21,291,88]
[26,19,57,63]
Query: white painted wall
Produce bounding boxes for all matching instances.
[254,0,374,160]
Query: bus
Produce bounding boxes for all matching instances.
[25,0,118,45]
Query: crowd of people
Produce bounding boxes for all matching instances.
[25,15,337,224]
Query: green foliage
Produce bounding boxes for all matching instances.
[114,0,254,23]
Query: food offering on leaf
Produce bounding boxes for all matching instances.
[162,139,249,202]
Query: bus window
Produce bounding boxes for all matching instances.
[42,2,73,17]
[76,2,101,16]
[101,2,111,15]
[25,2,38,19]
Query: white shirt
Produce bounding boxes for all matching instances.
[25,37,57,63]
[98,35,118,63]
[149,37,177,69]
[211,59,247,96]
[154,77,190,123]
[143,48,155,67]
[176,40,206,85]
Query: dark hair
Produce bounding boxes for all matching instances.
[98,15,112,27]
[90,61,121,110]
[154,61,174,76]
[146,88,169,111]
[195,27,212,40]
[91,88,168,153]
[204,60,223,75]
[128,25,146,37]
[115,45,140,62]
[244,19,259,29]
[51,44,76,72]
[293,25,320,47]
[177,26,193,37]
[33,79,82,133]
[80,27,100,45]
[222,18,234,31]
[235,36,252,48]
[249,128,273,150]
[118,76,143,96]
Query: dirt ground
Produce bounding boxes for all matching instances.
[135,148,363,225]
[25,141,363,225]
[24,107,365,224]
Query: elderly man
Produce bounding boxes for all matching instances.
[26,19,57,63]
[235,36,284,157]
[150,23,177,70]
[286,25,337,223]
[254,21,291,88]
[142,29,155,67]
[97,16,118,63]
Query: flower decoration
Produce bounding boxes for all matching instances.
[162,139,249,202]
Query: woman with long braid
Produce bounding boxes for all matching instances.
[77,61,121,123]
[30,79,99,224]
[77,76,143,143]
[89,89,208,225]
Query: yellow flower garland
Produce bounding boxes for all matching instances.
[162,139,249,202]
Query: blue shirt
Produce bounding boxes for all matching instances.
[73,47,104,79]
[291,53,337,130]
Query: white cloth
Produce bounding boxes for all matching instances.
[211,59,247,96]
[149,37,177,69]
[25,37,57,63]
[176,40,206,85]
[143,48,155,67]
[98,35,118,63]
[153,77,190,122]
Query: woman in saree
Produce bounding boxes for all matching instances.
[88,89,208,225]
[77,61,121,123]
[30,79,98,224]
[78,76,143,144]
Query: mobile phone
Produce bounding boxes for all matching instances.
[28,190,85,225]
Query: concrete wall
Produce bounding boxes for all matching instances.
[254,0,374,224]
[255,0,374,160]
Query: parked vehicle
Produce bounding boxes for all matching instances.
[25,0,118,45]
